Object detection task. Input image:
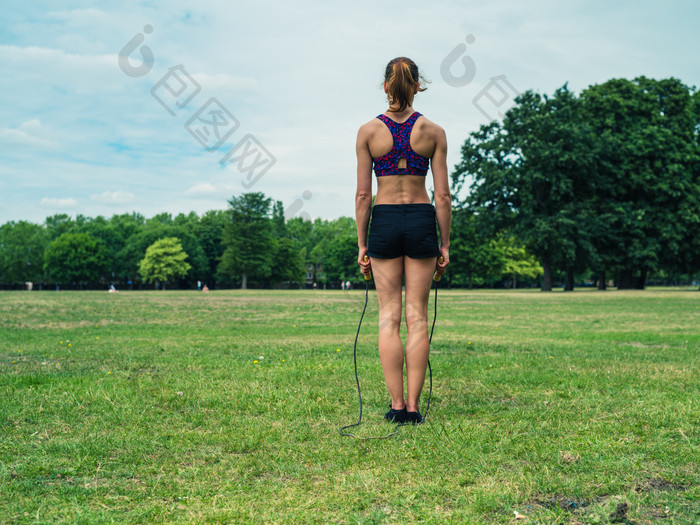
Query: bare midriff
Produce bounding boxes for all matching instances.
[375,175,431,205]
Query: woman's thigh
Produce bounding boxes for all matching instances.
[404,256,436,325]
[371,257,404,326]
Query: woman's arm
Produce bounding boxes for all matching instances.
[431,125,451,276]
[355,125,373,275]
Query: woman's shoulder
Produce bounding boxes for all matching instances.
[415,114,444,132]
[357,116,385,139]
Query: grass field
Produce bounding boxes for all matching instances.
[1,288,698,524]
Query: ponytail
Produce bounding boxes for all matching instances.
[384,57,428,112]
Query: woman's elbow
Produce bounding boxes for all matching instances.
[435,191,451,208]
[356,191,372,205]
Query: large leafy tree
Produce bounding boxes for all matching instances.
[267,200,306,287]
[497,235,544,289]
[138,237,191,289]
[191,210,227,288]
[170,212,214,284]
[44,213,75,241]
[448,207,507,289]
[106,212,147,282]
[218,192,274,288]
[118,223,207,287]
[691,90,700,289]
[0,221,48,284]
[270,237,305,287]
[44,232,109,287]
[74,214,125,283]
[308,217,358,286]
[454,85,597,291]
[286,217,315,256]
[581,77,700,288]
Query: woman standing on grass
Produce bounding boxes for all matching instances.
[355,57,451,424]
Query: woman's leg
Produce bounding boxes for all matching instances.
[371,256,405,410]
[403,255,437,413]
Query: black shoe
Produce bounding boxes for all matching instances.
[384,405,407,423]
[405,410,423,424]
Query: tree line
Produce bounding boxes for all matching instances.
[0,191,543,290]
[1,75,697,290]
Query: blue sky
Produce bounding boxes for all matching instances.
[1,0,698,224]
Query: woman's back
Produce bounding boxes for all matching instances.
[361,108,443,205]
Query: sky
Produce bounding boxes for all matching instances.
[1,0,698,225]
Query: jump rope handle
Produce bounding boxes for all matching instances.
[363,255,372,281]
[433,256,445,282]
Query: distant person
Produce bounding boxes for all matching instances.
[355,56,451,424]
[202,284,209,293]
[197,280,202,291]
[108,284,118,293]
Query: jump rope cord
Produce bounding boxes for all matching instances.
[339,276,439,440]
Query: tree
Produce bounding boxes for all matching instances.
[272,200,287,238]
[44,214,75,241]
[322,229,358,284]
[44,232,109,288]
[307,217,358,286]
[138,237,191,289]
[192,210,227,288]
[286,216,316,255]
[0,221,48,285]
[270,238,305,287]
[497,235,543,288]
[118,224,206,288]
[107,212,146,284]
[169,212,214,284]
[218,193,274,289]
[581,77,700,288]
[448,207,506,288]
[454,85,597,291]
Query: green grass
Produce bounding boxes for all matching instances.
[1,288,698,524]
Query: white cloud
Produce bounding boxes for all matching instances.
[0,44,111,68]
[40,197,78,208]
[45,8,111,25]
[0,44,124,96]
[185,182,218,196]
[89,190,136,204]
[0,119,59,149]
[184,182,237,197]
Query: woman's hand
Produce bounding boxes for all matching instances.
[358,247,372,276]
[435,246,449,278]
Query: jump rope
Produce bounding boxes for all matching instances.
[339,256,443,440]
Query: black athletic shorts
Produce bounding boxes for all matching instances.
[367,203,440,259]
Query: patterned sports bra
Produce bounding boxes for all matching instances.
[372,111,430,177]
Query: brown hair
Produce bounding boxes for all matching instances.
[384,57,428,112]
